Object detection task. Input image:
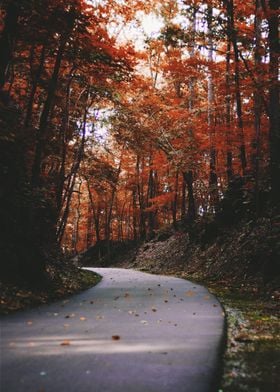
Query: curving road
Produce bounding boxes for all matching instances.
[0,268,225,392]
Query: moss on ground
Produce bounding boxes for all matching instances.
[202,282,280,392]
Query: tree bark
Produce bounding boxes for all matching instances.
[31,35,68,187]
[0,1,19,90]
[267,0,280,202]
[224,0,247,174]
[207,4,219,210]
[24,45,46,127]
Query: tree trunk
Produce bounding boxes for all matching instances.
[132,187,138,241]
[0,1,19,90]
[267,0,280,202]
[172,169,179,228]
[181,173,186,219]
[56,95,88,243]
[24,45,46,127]
[253,0,262,215]
[136,155,146,239]
[183,171,196,222]
[207,5,219,210]
[31,35,68,187]
[225,0,247,174]
[225,36,233,181]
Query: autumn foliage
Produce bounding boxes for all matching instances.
[0,0,279,279]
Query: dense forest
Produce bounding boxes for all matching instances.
[0,0,279,284]
[0,2,279,391]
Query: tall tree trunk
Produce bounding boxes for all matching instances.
[147,154,158,238]
[86,199,93,249]
[136,155,146,239]
[0,1,19,90]
[31,35,68,187]
[56,95,88,243]
[24,45,46,127]
[207,4,219,210]
[225,36,233,181]
[183,171,196,222]
[86,179,101,243]
[56,70,75,217]
[253,0,262,215]
[183,7,197,223]
[172,169,179,228]
[181,173,186,219]
[132,187,138,241]
[267,0,280,202]
[225,0,247,174]
[74,179,82,253]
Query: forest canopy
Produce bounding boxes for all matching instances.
[0,0,279,282]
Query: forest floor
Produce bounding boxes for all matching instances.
[0,265,101,315]
[87,216,280,392]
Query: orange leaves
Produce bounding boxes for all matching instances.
[60,340,71,346]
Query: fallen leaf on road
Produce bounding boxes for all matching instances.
[65,313,75,318]
[112,335,120,340]
[80,317,87,321]
[60,340,71,346]
[140,320,148,325]
[203,295,210,300]
[152,308,157,312]
[27,321,33,325]
[185,290,195,297]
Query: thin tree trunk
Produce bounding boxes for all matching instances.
[56,94,88,243]
[85,178,101,243]
[136,155,146,239]
[225,36,233,181]
[225,0,247,174]
[25,45,46,127]
[172,169,179,228]
[132,187,138,241]
[147,153,158,238]
[56,69,75,216]
[253,0,262,215]
[86,199,93,248]
[0,1,19,89]
[183,171,196,222]
[181,173,186,219]
[207,4,219,210]
[31,35,69,187]
[74,180,82,253]
[267,0,280,202]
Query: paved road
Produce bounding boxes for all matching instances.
[1,268,225,392]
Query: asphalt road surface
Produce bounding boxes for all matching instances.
[1,268,225,392]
